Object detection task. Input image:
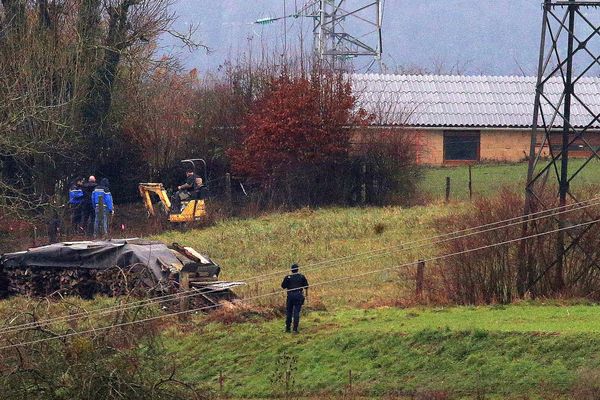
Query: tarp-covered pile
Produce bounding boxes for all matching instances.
[0,239,221,298]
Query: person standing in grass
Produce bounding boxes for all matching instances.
[92,178,114,237]
[81,176,97,237]
[68,176,84,232]
[281,263,309,333]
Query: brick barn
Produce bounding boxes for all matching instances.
[352,74,600,165]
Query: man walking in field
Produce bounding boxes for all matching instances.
[281,263,309,333]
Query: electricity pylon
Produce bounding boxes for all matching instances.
[521,0,600,296]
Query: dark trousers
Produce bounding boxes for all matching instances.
[81,206,95,237]
[285,294,304,332]
[71,204,82,231]
[171,191,190,214]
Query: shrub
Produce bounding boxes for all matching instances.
[229,70,369,207]
[434,187,600,304]
[229,70,420,208]
[0,302,210,400]
[353,128,421,205]
[571,368,600,400]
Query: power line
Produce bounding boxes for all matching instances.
[2,197,599,336]
[0,197,594,334]
[2,216,598,351]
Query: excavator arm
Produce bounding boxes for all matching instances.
[139,183,172,216]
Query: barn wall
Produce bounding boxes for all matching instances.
[479,130,531,162]
[412,129,532,165]
[358,127,600,166]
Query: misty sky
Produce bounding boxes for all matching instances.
[161,1,550,76]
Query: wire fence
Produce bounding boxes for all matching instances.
[2,201,600,350]
[2,200,600,399]
[2,196,598,336]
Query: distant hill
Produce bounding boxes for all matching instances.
[167,0,543,75]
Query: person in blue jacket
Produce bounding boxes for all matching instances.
[68,176,84,231]
[92,178,114,237]
[81,176,97,237]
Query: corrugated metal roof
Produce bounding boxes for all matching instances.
[351,73,600,128]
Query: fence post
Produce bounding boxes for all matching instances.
[468,165,473,201]
[416,260,425,300]
[445,177,451,203]
[348,369,353,394]
[361,162,367,205]
[285,369,291,397]
[219,370,224,395]
[225,173,232,211]
[179,271,190,321]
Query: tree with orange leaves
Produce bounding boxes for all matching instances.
[229,71,370,205]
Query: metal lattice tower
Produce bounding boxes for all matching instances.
[522,0,600,294]
[305,0,383,67]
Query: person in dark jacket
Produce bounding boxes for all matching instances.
[281,263,309,333]
[92,178,114,237]
[171,169,202,213]
[68,176,84,231]
[81,176,97,237]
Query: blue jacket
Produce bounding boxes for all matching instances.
[68,185,84,205]
[92,186,114,212]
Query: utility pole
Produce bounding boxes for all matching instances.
[256,1,384,70]
[310,0,383,68]
[523,0,600,294]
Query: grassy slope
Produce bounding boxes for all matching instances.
[421,159,600,201]
[155,205,455,308]
[5,163,600,397]
[151,203,600,398]
[166,304,600,398]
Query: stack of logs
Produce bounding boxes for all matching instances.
[0,264,168,299]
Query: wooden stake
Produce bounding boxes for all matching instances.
[348,369,353,393]
[416,260,425,300]
[445,176,451,203]
[225,173,232,211]
[361,162,367,205]
[179,271,191,321]
[469,164,473,201]
[219,370,224,394]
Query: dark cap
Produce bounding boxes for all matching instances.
[291,263,299,272]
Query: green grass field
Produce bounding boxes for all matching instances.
[149,192,600,398]
[420,159,600,201]
[5,162,600,398]
[155,205,459,308]
[164,303,600,398]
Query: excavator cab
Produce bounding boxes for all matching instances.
[139,159,209,223]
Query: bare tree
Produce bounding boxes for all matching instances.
[0,0,201,218]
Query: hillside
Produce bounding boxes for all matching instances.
[168,304,600,398]
[4,204,600,398]
[154,204,456,308]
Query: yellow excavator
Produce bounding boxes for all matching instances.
[139,159,208,223]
